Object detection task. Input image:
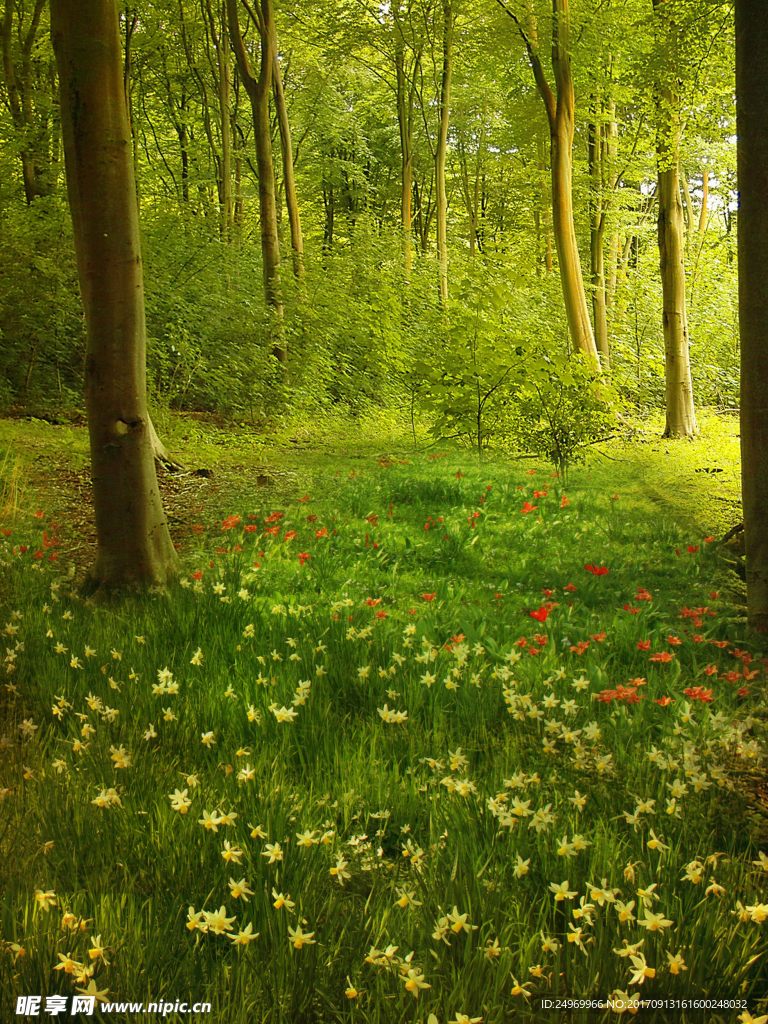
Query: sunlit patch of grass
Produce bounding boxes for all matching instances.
[1,449,767,1023]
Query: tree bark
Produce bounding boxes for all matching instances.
[653,0,696,438]
[436,0,452,304]
[698,167,708,236]
[227,0,285,360]
[272,51,304,280]
[499,0,598,363]
[588,109,609,367]
[394,19,416,280]
[50,0,179,596]
[736,0,768,632]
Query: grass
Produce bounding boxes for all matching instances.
[0,408,766,1024]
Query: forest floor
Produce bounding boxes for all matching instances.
[0,405,745,602]
[3,404,767,1023]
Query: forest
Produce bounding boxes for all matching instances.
[1,0,768,1022]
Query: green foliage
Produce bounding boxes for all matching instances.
[416,277,617,478]
[0,196,85,412]
[505,351,621,481]
[2,438,766,1021]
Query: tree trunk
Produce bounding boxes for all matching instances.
[550,0,598,362]
[436,0,452,304]
[501,0,598,363]
[588,111,609,367]
[272,51,304,280]
[536,130,553,273]
[122,9,142,212]
[218,9,233,238]
[653,0,696,438]
[50,0,179,596]
[395,27,415,280]
[736,0,768,631]
[698,167,708,236]
[603,93,619,314]
[227,0,285,361]
[2,0,55,204]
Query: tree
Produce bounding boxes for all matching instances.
[273,49,304,280]
[735,0,768,632]
[497,0,600,364]
[50,0,179,596]
[2,0,59,204]
[435,0,452,303]
[652,0,696,437]
[227,0,286,360]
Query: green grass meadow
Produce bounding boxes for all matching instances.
[0,411,766,1024]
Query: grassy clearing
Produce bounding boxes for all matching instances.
[0,413,766,1024]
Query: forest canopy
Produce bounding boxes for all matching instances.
[0,0,737,439]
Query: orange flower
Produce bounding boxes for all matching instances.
[649,651,674,663]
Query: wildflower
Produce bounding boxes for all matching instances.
[330,857,351,884]
[731,900,750,923]
[54,952,83,975]
[647,830,670,853]
[639,910,674,932]
[394,887,422,908]
[228,878,255,901]
[198,810,222,832]
[344,978,359,999]
[746,902,768,923]
[615,900,637,925]
[169,789,192,814]
[221,841,243,864]
[628,953,656,985]
[35,889,57,912]
[708,872,724,897]
[666,950,688,974]
[623,861,641,884]
[186,907,206,932]
[447,906,477,933]
[272,889,296,910]
[230,922,259,945]
[541,933,560,953]
[510,975,533,996]
[613,939,645,958]
[567,924,588,954]
[401,967,430,997]
[273,705,299,722]
[203,906,236,935]
[573,896,596,924]
[513,855,531,878]
[681,861,705,884]
[549,880,578,902]
[288,925,316,949]
[201,731,216,748]
[557,835,577,859]
[449,1013,483,1023]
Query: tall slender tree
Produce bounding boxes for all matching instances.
[652,0,696,437]
[735,0,768,632]
[435,0,453,303]
[227,0,285,360]
[50,0,179,596]
[497,0,599,364]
